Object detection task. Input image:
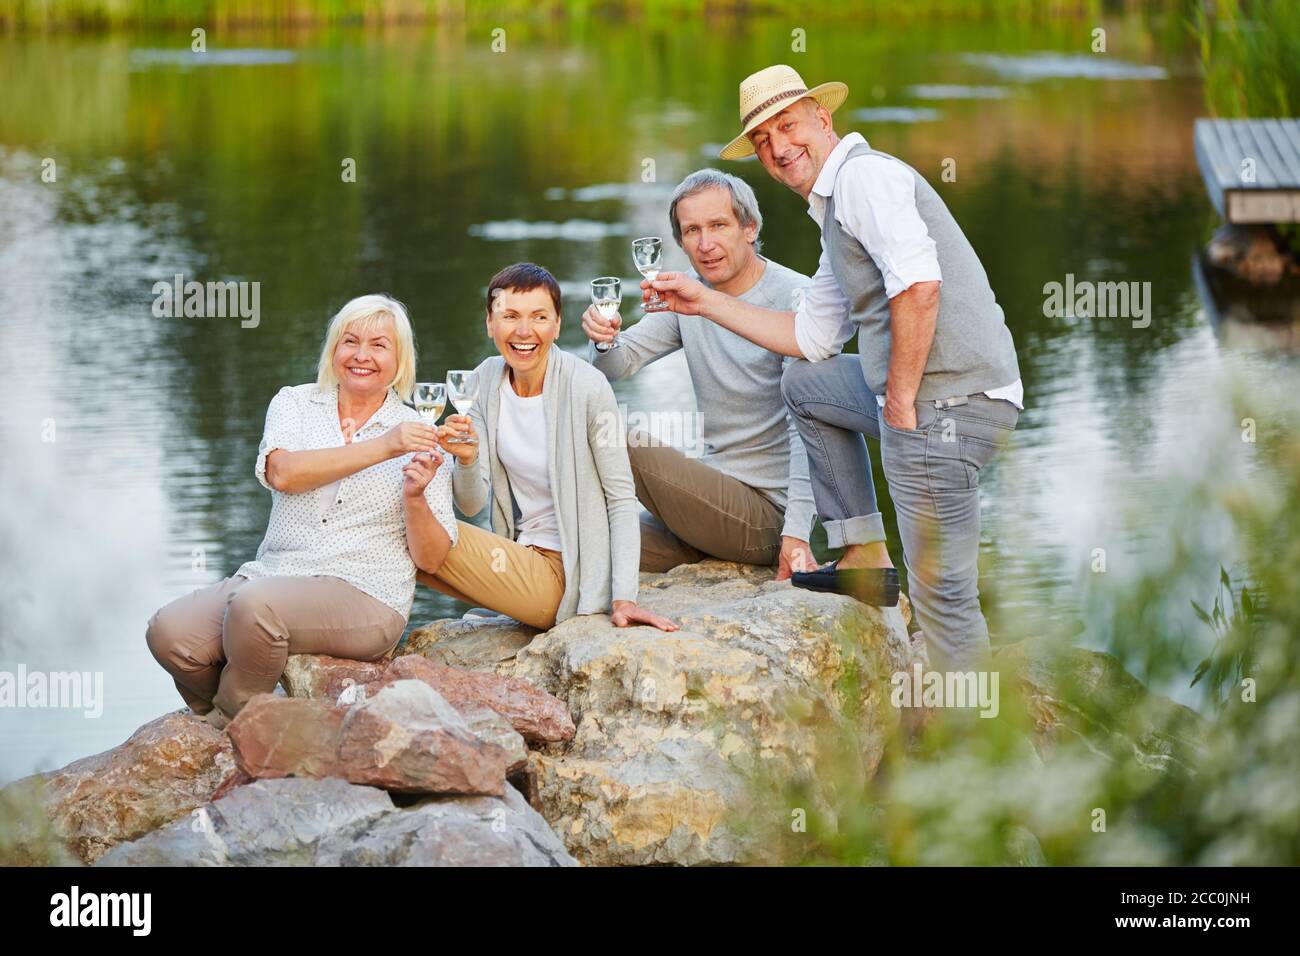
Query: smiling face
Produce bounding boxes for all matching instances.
[675,185,758,287]
[331,317,399,401]
[486,286,560,376]
[747,98,837,198]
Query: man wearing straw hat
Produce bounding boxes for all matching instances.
[644,65,1022,671]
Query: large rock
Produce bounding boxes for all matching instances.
[279,655,387,700]
[403,614,539,673]
[281,652,575,745]
[0,711,241,865]
[228,680,515,795]
[501,560,918,866]
[365,655,575,745]
[994,640,1206,771]
[95,776,576,867]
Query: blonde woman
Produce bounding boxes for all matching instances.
[146,294,458,728]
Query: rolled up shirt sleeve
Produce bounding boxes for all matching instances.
[836,156,942,300]
[793,247,855,362]
[255,385,304,491]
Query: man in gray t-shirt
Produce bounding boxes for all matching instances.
[582,169,817,578]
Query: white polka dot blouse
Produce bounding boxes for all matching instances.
[235,383,458,620]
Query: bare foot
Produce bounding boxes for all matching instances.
[836,542,895,571]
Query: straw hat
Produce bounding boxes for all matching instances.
[719,65,848,160]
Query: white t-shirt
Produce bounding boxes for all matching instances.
[495,378,563,552]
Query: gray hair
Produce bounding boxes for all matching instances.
[668,168,763,253]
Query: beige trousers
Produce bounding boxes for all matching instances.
[146,574,406,719]
[417,520,566,631]
[628,438,785,573]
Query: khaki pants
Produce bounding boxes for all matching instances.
[146,574,407,720]
[628,437,784,573]
[417,520,566,631]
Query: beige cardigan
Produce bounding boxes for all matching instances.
[450,347,640,622]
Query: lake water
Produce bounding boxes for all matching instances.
[0,16,1292,783]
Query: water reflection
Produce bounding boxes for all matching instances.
[961,52,1169,80]
[0,18,1292,781]
[1193,254,1300,353]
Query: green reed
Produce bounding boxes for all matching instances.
[1193,0,1300,118]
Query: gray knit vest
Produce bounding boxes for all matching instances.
[823,142,1019,401]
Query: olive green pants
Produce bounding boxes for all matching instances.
[628,437,785,573]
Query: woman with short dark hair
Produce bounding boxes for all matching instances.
[421,263,676,633]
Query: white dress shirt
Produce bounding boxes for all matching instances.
[793,131,1023,410]
[237,383,458,621]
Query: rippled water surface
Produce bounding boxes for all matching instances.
[0,18,1288,781]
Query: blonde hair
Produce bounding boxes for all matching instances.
[315,294,417,401]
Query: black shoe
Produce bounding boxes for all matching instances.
[791,561,900,607]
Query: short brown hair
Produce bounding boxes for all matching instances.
[487,263,562,317]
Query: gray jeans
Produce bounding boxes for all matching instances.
[781,355,1018,670]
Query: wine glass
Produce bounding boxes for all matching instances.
[444,370,478,445]
[633,236,665,312]
[590,276,622,352]
[413,382,446,423]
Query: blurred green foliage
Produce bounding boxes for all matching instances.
[754,372,1299,866]
[1193,0,1300,118]
[0,0,1197,31]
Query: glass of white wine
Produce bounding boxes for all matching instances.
[413,382,446,423]
[444,370,478,445]
[590,276,622,352]
[632,236,665,312]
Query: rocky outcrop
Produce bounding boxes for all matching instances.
[279,655,387,699]
[9,560,1204,869]
[228,680,516,795]
[0,711,240,865]
[995,640,1206,772]
[367,654,576,745]
[473,561,917,866]
[281,652,575,745]
[404,614,539,674]
[95,777,576,867]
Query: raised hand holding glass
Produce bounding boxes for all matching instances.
[591,276,622,352]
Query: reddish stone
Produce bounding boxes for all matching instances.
[227,681,510,796]
[279,655,388,700]
[229,696,347,781]
[365,654,576,745]
[0,710,241,864]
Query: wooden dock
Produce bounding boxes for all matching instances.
[1195,119,1300,224]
